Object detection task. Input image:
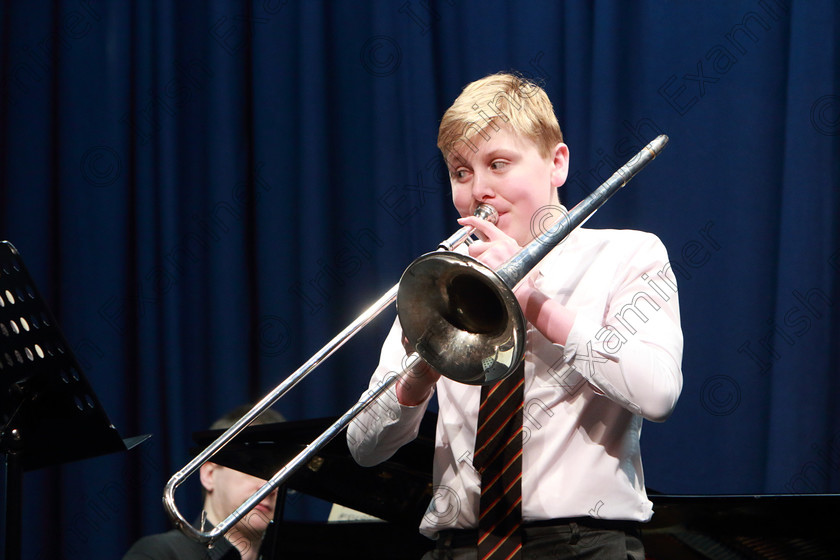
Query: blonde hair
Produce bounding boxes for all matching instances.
[437,73,563,167]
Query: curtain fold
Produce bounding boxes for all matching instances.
[1,1,838,558]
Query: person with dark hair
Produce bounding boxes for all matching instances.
[123,405,285,560]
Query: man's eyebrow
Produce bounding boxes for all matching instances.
[446,154,470,168]
[484,148,518,159]
[446,146,519,169]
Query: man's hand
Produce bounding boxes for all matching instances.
[457,215,540,310]
[456,216,575,346]
[457,215,521,270]
[396,332,441,406]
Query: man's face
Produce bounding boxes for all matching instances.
[448,126,569,246]
[201,462,277,538]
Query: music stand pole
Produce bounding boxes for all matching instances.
[2,428,22,560]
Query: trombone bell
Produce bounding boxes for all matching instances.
[397,251,526,385]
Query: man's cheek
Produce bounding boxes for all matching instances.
[451,191,469,214]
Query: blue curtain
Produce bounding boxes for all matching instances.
[1,0,838,558]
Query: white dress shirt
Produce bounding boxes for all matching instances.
[347,227,683,538]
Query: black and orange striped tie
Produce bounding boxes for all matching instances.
[474,363,525,560]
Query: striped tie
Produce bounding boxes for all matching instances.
[474,363,524,560]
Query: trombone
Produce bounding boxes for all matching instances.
[163,135,669,545]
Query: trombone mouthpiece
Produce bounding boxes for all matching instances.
[438,204,499,251]
[474,204,498,224]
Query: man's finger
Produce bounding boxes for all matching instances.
[467,240,489,259]
[458,216,507,241]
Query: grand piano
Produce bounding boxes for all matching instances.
[194,416,840,559]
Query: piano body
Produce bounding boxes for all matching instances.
[194,416,840,559]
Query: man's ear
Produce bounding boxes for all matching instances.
[199,462,217,493]
[550,142,570,188]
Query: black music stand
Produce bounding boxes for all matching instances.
[0,241,149,560]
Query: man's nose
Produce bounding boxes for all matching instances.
[471,171,495,201]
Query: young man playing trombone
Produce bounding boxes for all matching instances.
[348,73,683,559]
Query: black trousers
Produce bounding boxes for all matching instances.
[421,518,645,560]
